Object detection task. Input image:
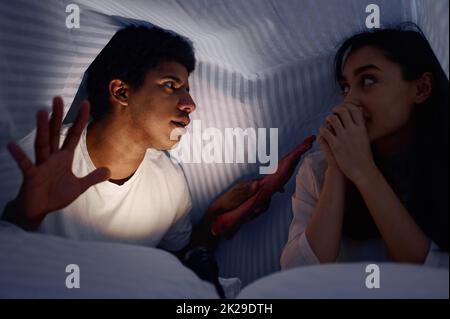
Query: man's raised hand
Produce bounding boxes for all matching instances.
[4,97,110,230]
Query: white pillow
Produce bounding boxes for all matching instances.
[0,221,219,298]
[237,263,449,299]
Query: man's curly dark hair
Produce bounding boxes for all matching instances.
[87,25,196,120]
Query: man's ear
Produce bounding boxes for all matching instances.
[109,79,130,107]
[414,72,433,104]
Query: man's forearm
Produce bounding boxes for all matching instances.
[172,213,220,262]
[1,198,43,231]
[188,211,220,250]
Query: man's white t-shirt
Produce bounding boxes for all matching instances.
[0,125,192,252]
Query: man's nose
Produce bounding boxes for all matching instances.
[178,91,196,114]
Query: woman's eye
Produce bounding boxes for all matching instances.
[362,76,376,87]
[341,84,350,95]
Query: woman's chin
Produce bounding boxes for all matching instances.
[365,122,379,142]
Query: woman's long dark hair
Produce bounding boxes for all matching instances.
[334,24,449,251]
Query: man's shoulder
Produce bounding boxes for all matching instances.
[141,149,189,184]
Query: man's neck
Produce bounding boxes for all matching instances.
[86,117,148,181]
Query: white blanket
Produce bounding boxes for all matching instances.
[1,221,447,298]
[238,263,449,299]
[0,222,218,298]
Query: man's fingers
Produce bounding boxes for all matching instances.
[7,142,36,178]
[291,135,315,158]
[62,100,90,152]
[253,199,271,216]
[79,167,110,193]
[34,109,50,165]
[49,97,64,153]
[234,180,252,191]
[231,180,260,201]
[299,135,315,152]
[246,180,259,197]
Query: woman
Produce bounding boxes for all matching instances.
[281,25,449,269]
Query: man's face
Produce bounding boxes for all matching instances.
[127,61,196,150]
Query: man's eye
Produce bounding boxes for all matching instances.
[163,82,175,89]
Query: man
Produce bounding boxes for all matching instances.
[0,26,253,297]
[0,25,313,297]
[2,26,201,251]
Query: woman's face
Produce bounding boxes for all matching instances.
[339,46,418,143]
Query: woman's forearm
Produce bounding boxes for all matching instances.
[305,167,347,263]
[354,167,430,263]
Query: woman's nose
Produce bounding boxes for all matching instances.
[343,98,362,108]
[343,85,364,105]
[343,90,362,107]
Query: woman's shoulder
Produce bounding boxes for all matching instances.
[301,148,328,175]
[296,148,328,193]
